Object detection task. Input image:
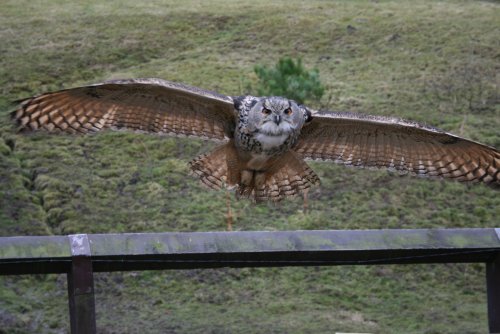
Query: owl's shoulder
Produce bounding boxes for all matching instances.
[233,95,260,115]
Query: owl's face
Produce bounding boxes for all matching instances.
[247,97,306,136]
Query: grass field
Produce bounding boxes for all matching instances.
[1,0,499,333]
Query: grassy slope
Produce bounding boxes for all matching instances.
[0,0,499,333]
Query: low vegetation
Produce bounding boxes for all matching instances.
[252,57,324,104]
[1,0,499,333]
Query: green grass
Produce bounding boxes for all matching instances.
[0,0,499,333]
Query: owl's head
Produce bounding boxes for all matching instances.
[245,96,308,136]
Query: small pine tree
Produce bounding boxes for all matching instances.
[253,57,324,105]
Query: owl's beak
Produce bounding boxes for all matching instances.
[273,114,281,125]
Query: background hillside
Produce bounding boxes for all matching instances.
[0,0,499,333]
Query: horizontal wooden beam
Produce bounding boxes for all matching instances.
[1,228,499,275]
[1,228,500,333]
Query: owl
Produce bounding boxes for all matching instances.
[12,78,500,201]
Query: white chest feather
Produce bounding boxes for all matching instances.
[255,133,288,150]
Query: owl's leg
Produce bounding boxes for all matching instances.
[240,169,254,187]
[236,169,255,200]
[254,171,266,188]
[225,189,234,231]
[303,188,309,214]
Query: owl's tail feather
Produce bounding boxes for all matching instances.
[189,142,320,202]
[251,151,320,202]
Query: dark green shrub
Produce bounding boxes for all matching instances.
[253,57,324,104]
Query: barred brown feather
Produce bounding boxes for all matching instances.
[296,112,499,188]
[189,142,238,190]
[12,78,236,141]
[189,143,319,202]
[253,152,320,202]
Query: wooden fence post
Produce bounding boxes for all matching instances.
[487,246,500,333]
[67,234,96,334]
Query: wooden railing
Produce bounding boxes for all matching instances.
[1,228,500,333]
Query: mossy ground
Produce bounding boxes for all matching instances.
[0,1,499,333]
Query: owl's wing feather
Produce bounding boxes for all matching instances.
[295,111,499,188]
[12,78,236,141]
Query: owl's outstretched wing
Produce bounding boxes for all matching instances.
[295,111,499,188]
[12,78,236,141]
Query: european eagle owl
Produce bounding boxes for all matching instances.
[12,78,499,201]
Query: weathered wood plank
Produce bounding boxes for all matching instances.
[0,235,70,274]
[1,228,499,274]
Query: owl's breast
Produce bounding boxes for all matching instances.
[254,133,288,150]
[235,127,299,157]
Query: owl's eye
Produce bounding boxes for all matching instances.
[284,108,292,115]
[262,108,272,115]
